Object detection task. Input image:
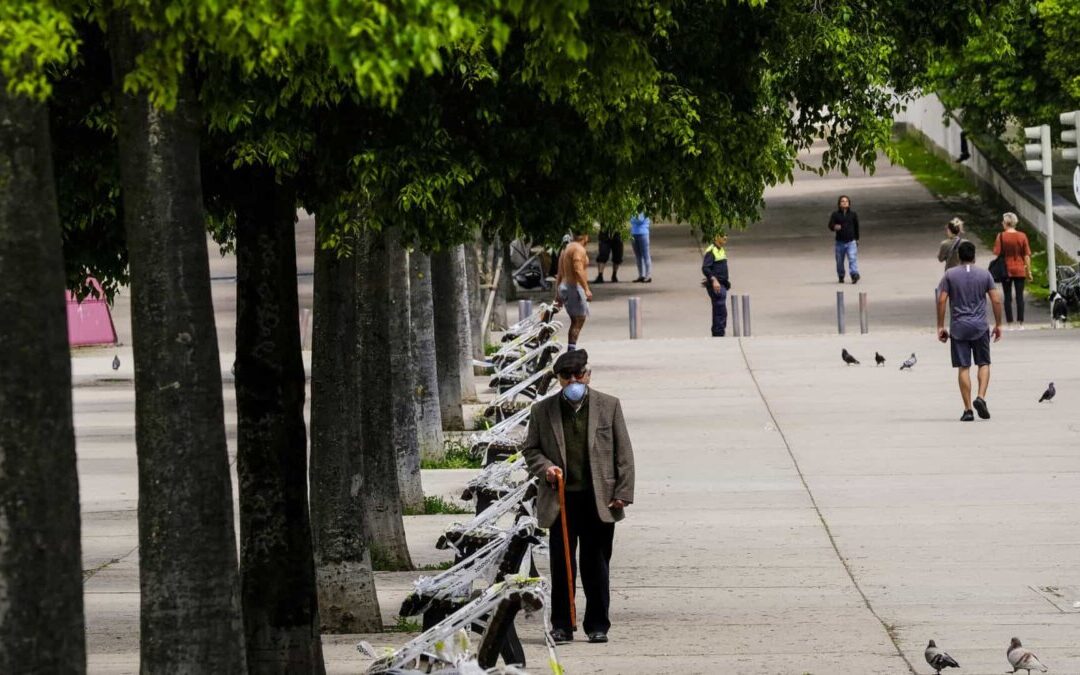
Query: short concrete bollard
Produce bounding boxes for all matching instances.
[858,292,868,334]
[836,291,846,334]
[741,295,751,337]
[628,297,643,339]
[517,299,533,323]
[731,294,742,337]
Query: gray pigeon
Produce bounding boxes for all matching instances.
[1038,382,1055,403]
[1007,637,1047,673]
[925,640,959,674]
[875,352,886,367]
[112,355,121,371]
[900,353,917,371]
[841,348,859,365]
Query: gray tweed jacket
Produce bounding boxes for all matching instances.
[521,388,635,528]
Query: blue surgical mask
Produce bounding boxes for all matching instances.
[563,382,587,402]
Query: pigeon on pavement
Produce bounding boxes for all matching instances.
[1007,637,1048,673]
[841,348,859,365]
[112,355,121,371]
[924,640,960,674]
[900,353,917,371]
[875,352,886,367]
[1038,382,1055,403]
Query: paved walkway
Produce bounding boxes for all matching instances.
[77,147,1078,674]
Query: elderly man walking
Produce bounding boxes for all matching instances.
[521,350,635,645]
[936,241,1003,421]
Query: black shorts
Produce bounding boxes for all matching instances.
[950,330,991,368]
[597,231,624,264]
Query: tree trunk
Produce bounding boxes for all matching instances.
[431,245,477,430]
[0,78,86,674]
[386,232,424,512]
[110,17,246,672]
[233,168,324,672]
[309,230,381,632]
[358,231,413,570]
[464,241,485,359]
[408,253,444,460]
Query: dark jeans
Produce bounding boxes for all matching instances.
[1002,277,1025,323]
[549,490,615,634]
[706,284,728,336]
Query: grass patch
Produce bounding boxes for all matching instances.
[384,615,422,633]
[484,341,501,356]
[420,439,481,470]
[403,495,471,516]
[417,560,456,572]
[892,135,972,198]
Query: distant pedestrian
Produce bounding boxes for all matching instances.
[521,350,635,645]
[828,195,860,283]
[936,241,1003,422]
[992,212,1032,330]
[937,217,967,270]
[630,213,652,283]
[594,227,623,283]
[701,231,731,337]
[554,230,592,351]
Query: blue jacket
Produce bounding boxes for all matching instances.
[630,213,650,236]
[702,244,730,288]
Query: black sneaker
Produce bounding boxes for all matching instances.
[593,274,604,284]
[550,628,573,644]
[960,410,974,422]
[587,632,608,643]
[838,276,845,283]
[973,397,990,419]
[643,277,652,283]
[851,273,860,284]
[610,273,619,283]
[632,277,645,283]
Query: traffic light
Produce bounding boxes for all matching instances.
[1061,110,1080,163]
[1024,124,1051,176]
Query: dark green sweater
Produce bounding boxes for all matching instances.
[560,395,590,492]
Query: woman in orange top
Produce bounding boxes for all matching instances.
[992,212,1032,329]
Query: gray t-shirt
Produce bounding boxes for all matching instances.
[938,264,995,340]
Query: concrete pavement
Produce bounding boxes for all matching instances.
[75,145,1078,674]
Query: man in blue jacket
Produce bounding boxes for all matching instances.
[702,232,731,337]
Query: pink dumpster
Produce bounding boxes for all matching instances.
[67,278,118,347]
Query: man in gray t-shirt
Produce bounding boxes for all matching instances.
[936,241,1003,421]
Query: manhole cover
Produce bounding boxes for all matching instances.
[1029,585,1080,612]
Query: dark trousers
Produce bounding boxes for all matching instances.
[1002,277,1025,323]
[706,285,728,336]
[549,490,615,634]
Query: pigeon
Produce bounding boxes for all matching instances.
[841,348,859,365]
[924,640,960,674]
[875,352,886,367]
[900,353,917,371]
[111,355,121,371]
[1007,637,1047,673]
[1038,382,1055,403]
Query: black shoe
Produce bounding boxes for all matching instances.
[632,277,645,283]
[593,274,604,284]
[838,276,845,283]
[643,277,652,283]
[960,410,974,422]
[550,628,573,644]
[610,273,619,283]
[587,632,608,643]
[851,273,860,284]
[973,397,990,419]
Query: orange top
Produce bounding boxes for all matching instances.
[993,230,1031,278]
[556,241,590,290]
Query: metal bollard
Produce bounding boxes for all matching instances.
[628,297,643,339]
[731,294,742,337]
[858,292,868,334]
[836,291,846,334]
[741,295,751,337]
[517,299,533,323]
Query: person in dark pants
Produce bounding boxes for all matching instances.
[828,195,860,283]
[594,228,624,283]
[992,212,1032,329]
[521,350,635,645]
[702,232,731,337]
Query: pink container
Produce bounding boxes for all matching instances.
[67,278,118,347]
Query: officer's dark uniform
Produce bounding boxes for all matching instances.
[702,244,730,337]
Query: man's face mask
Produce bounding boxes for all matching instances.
[562,382,587,402]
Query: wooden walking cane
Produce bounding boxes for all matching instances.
[556,472,577,630]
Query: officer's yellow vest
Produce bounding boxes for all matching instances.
[705,244,727,260]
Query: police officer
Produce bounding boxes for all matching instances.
[702,232,731,337]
